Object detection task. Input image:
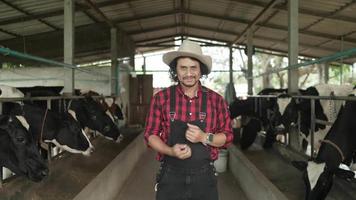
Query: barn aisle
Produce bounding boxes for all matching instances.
[115,150,248,200]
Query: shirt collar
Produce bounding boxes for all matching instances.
[176,81,203,98]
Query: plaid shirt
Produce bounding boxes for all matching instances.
[144,82,233,161]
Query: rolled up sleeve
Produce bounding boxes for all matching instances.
[217,98,233,148]
[144,94,162,145]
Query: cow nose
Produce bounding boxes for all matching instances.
[41,169,49,177]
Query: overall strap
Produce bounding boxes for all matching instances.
[169,86,176,121]
[199,87,207,122]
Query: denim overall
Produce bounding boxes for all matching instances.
[156,86,218,200]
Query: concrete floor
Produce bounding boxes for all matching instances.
[115,150,248,200]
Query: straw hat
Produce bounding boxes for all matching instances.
[163,40,212,74]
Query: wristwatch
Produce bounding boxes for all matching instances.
[205,133,214,145]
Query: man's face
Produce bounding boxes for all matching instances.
[176,57,201,88]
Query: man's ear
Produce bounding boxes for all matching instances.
[291,160,308,171]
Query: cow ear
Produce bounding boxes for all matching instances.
[291,160,308,171]
[0,115,10,127]
[335,168,355,181]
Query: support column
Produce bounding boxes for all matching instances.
[324,62,329,84]
[247,29,253,95]
[63,0,75,95]
[111,27,119,95]
[288,0,299,94]
[130,54,135,71]
[229,45,233,84]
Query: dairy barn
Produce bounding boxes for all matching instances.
[1,0,356,200]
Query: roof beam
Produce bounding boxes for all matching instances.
[0,0,60,30]
[84,0,115,27]
[231,0,356,24]
[232,0,281,44]
[0,0,130,26]
[0,27,21,37]
[118,9,356,44]
[132,23,337,53]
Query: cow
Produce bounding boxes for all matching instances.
[8,102,94,156]
[292,93,356,200]
[0,114,48,182]
[279,84,354,154]
[229,88,287,149]
[0,85,24,98]
[66,95,122,142]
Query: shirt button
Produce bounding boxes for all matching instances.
[189,100,192,103]
[189,112,192,116]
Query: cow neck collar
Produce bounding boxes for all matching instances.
[319,139,345,161]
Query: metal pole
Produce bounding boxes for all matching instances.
[310,99,315,158]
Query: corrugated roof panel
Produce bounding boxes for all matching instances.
[268,11,322,29]
[138,15,175,30]
[98,3,134,21]
[74,12,94,27]
[0,20,53,36]
[129,0,173,16]
[308,19,356,36]
[188,15,221,29]
[133,28,176,41]
[254,27,286,40]
[0,3,23,20]
[299,34,330,46]
[335,2,356,17]
[43,12,94,29]
[10,0,63,14]
[0,31,14,40]
[119,20,145,33]
[220,20,246,34]
[300,0,352,13]
[189,0,234,18]
[319,40,356,52]
[226,1,265,21]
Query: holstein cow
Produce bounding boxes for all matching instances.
[66,95,122,142]
[9,103,94,156]
[0,114,48,182]
[279,84,354,154]
[229,88,287,149]
[292,93,356,200]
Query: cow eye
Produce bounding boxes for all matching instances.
[16,137,25,143]
[103,125,111,132]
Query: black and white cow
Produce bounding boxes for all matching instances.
[9,103,94,156]
[0,114,48,182]
[66,95,122,142]
[229,88,287,149]
[279,84,354,154]
[292,93,356,200]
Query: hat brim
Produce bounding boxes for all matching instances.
[163,51,212,74]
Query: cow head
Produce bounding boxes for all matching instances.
[0,115,48,182]
[47,110,94,156]
[280,87,328,139]
[69,96,121,142]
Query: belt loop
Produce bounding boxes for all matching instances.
[199,112,206,122]
[169,112,176,122]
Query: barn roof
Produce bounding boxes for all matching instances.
[0,0,355,64]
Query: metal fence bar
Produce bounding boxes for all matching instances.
[246,47,356,79]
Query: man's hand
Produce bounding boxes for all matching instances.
[172,144,191,159]
[185,123,205,143]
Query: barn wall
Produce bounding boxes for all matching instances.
[0,65,132,124]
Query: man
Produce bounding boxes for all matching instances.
[144,40,233,200]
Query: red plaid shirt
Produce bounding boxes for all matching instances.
[144,82,233,161]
